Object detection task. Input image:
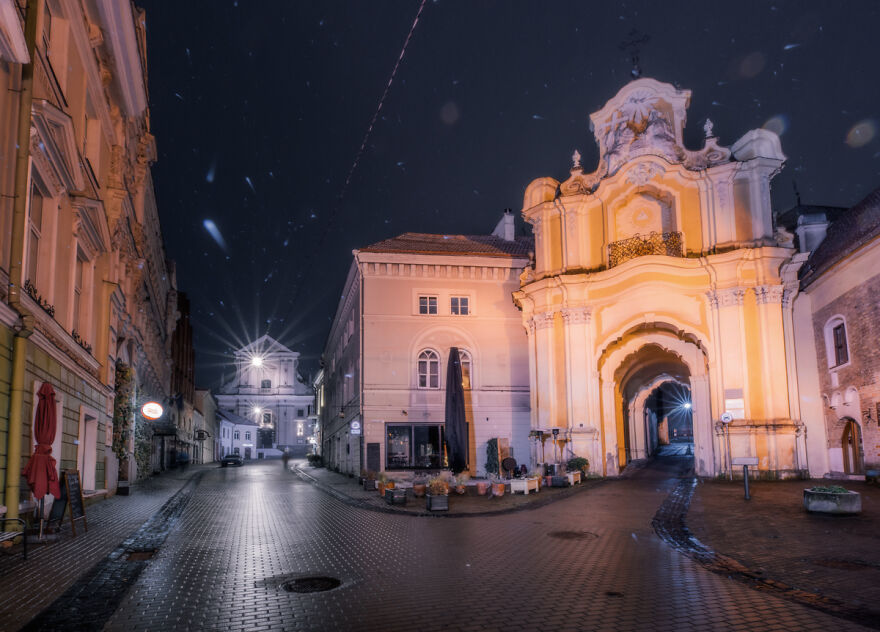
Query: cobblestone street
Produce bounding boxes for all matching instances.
[4,457,871,631]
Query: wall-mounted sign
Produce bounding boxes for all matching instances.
[141,401,164,420]
[350,420,362,436]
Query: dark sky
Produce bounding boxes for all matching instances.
[136,0,880,388]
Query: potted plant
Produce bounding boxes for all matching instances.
[377,472,393,497]
[412,475,427,498]
[363,470,377,491]
[454,472,470,495]
[530,469,543,489]
[426,475,449,511]
[475,473,491,495]
[567,456,589,475]
[490,475,506,498]
[803,485,862,514]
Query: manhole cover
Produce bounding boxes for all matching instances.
[547,530,599,541]
[281,577,342,593]
[812,558,874,571]
[126,550,156,561]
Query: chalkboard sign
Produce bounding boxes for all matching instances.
[367,442,380,473]
[63,470,88,536]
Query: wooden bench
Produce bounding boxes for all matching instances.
[0,515,27,560]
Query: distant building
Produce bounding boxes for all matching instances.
[319,212,532,476]
[216,335,314,458]
[217,410,261,460]
[194,388,219,464]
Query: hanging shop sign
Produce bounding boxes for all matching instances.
[141,401,164,420]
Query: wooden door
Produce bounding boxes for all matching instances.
[842,420,863,474]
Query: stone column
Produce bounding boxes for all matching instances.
[706,288,748,419]
[562,306,596,469]
[754,285,789,420]
[533,310,557,430]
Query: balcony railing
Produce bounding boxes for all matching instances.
[608,231,683,268]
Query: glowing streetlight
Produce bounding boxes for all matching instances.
[251,356,264,367]
[682,402,692,410]
[253,406,262,416]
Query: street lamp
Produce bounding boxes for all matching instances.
[251,356,263,367]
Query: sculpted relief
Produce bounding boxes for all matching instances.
[613,190,675,241]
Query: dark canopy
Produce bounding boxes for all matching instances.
[445,347,468,473]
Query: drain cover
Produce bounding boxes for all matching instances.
[281,577,341,593]
[547,530,599,541]
[126,550,156,561]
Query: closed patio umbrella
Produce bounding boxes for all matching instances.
[22,382,61,500]
[445,347,468,473]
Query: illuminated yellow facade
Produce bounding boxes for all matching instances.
[515,79,810,477]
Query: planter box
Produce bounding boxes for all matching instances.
[385,487,407,506]
[426,494,449,511]
[510,478,540,495]
[363,479,377,491]
[566,471,582,486]
[803,488,862,514]
[117,481,131,496]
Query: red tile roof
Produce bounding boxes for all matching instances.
[359,232,533,258]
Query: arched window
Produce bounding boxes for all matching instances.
[261,379,271,389]
[417,349,440,389]
[823,316,850,368]
[459,350,472,390]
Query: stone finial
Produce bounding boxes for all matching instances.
[704,118,715,139]
[572,149,582,170]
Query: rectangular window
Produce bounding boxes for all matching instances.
[418,296,437,315]
[297,423,303,436]
[261,379,271,388]
[27,184,43,284]
[297,408,305,417]
[833,323,849,366]
[386,424,445,469]
[73,251,84,331]
[245,431,251,441]
[450,296,469,315]
[234,430,240,440]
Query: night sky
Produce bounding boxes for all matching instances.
[136,0,880,388]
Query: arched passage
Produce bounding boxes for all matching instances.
[841,418,863,475]
[599,329,713,476]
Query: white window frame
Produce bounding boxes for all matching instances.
[418,295,438,315]
[417,349,440,389]
[823,315,851,370]
[450,296,470,316]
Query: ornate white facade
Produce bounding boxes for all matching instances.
[514,78,815,478]
[216,335,314,458]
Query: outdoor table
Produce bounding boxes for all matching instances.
[509,477,540,495]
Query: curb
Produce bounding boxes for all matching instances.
[652,477,880,630]
[294,467,606,518]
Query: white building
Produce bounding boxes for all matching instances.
[319,212,532,476]
[217,410,260,459]
[216,335,315,458]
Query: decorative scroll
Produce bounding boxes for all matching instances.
[24,279,56,318]
[608,231,683,268]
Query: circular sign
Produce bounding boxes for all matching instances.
[141,401,164,420]
[350,421,361,430]
[720,412,734,424]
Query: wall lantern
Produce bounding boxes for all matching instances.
[141,401,164,420]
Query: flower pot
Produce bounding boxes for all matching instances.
[413,484,426,497]
[476,481,490,495]
[378,482,386,497]
[803,488,861,514]
[455,485,467,495]
[543,475,553,487]
[491,482,506,497]
[426,494,449,511]
[386,481,395,490]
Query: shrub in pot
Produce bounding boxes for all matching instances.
[490,475,506,497]
[804,485,862,514]
[454,472,470,495]
[426,475,449,511]
[567,456,589,475]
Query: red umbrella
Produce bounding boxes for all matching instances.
[22,382,61,499]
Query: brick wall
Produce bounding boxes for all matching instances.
[812,273,880,470]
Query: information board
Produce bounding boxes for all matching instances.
[63,470,88,536]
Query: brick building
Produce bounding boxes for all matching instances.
[798,187,880,475]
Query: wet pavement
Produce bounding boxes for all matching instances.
[4,456,875,631]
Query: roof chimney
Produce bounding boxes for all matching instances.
[492,208,516,242]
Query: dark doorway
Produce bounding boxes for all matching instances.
[842,419,863,474]
[258,427,275,449]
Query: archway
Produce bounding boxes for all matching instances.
[842,418,863,475]
[599,328,713,476]
[616,345,692,465]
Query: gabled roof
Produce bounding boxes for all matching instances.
[359,232,533,258]
[235,334,297,357]
[217,409,259,427]
[801,186,880,289]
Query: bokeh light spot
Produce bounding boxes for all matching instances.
[846,120,877,148]
[440,101,460,125]
[738,52,766,78]
[762,115,789,136]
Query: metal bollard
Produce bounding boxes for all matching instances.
[743,465,750,500]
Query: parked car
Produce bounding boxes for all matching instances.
[221,454,243,467]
